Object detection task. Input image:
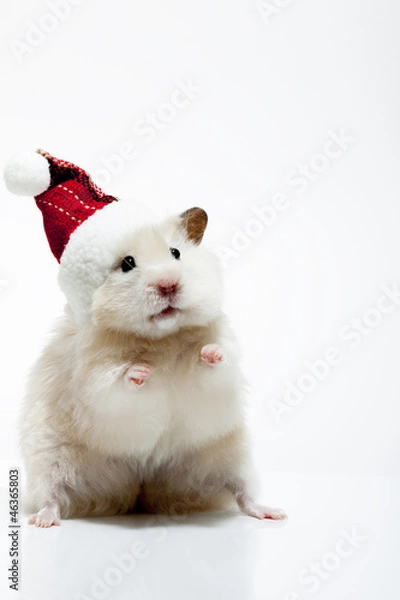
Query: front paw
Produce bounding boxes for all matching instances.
[200,344,225,366]
[126,364,152,387]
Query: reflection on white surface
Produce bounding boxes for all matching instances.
[0,474,397,600]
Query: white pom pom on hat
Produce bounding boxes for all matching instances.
[4,151,51,196]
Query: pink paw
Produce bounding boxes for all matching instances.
[245,503,287,521]
[126,364,152,387]
[201,344,224,366]
[28,508,61,528]
[261,507,287,521]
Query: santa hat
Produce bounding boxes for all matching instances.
[4,150,156,322]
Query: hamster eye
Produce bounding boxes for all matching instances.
[170,247,180,260]
[121,256,136,272]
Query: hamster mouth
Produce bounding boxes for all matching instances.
[151,305,179,320]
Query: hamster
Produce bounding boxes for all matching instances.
[20,206,286,527]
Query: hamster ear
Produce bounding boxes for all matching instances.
[179,207,208,245]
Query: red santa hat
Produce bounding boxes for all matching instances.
[4,149,156,321]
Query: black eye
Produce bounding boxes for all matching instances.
[170,247,180,260]
[121,256,136,272]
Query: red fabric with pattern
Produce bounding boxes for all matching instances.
[34,150,117,262]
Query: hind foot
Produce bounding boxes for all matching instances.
[226,480,287,521]
[28,504,61,528]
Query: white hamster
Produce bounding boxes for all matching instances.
[20,206,286,527]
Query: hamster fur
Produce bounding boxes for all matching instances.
[20,207,286,526]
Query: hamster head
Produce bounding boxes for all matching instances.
[91,207,223,339]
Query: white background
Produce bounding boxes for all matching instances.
[0,1,399,599]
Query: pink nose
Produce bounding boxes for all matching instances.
[157,280,179,296]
